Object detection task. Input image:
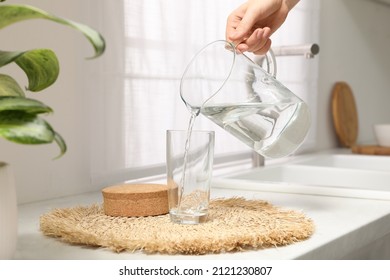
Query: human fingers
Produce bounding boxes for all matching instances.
[231,0,283,42]
[240,26,271,54]
[227,24,249,50]
[228,4,258,43]
[253,39,272,55]
[252,27,272,54]
[251,27,271,53]
[226,15,250,49]
[235,42,249,53]
[226,13,240,40]
[243,28,266,53]
[236,26,271,53]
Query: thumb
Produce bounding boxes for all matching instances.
[230,10,257,40]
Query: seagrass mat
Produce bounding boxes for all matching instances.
[40,197,314,255]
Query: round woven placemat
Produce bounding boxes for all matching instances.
[40,197,314,255]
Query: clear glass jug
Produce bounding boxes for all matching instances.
[180,40,310,158]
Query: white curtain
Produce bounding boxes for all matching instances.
[83,0,320,186]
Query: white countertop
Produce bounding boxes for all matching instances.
[15,182,390,260]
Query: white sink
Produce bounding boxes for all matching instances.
[292,154,390,172]
[212,152,390,200]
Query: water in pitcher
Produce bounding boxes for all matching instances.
[201,100,310,158]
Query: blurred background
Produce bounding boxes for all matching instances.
[1,0,389,204]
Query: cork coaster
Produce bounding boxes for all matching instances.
[40,197,315,255]
[102,183,168,217]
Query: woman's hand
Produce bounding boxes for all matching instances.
[226,0,299,54]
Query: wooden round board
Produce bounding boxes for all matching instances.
[331,82,358,147]
[352,145,390,156]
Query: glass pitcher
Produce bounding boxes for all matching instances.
[180,40,310,158]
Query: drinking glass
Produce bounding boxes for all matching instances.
[166,130,215,224]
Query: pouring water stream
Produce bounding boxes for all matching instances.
[176,44,235,213]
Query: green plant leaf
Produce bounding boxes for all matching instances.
[53,131,66,159]
[0,49,60,92]
[0,74,25,96]
[16,49,59,92]
[0,110,66,158]
[0,111,55,144]
[0,50,24,67]
[0,4,105,58]
[0,96,52,114]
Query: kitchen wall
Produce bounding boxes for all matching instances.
[1,0,390,204]
[0,0,93,204]
[317,0,390,150]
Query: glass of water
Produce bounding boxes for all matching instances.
[166,129,215,224]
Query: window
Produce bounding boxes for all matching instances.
[84,0,320,187]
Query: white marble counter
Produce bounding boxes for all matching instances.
[15,184,390,259]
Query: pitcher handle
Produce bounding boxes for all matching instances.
[263,48,277,77]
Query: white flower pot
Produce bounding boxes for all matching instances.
[0,162,18,259]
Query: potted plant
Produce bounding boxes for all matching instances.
[0,1,105,259]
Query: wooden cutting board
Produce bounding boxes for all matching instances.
[352,145,390,156]
[331,82,358,147]
[331,81,390,156]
